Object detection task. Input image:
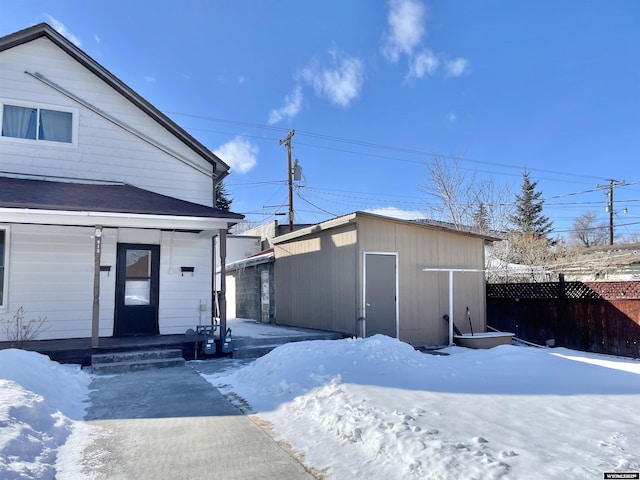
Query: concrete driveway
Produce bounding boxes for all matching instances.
[83,362,315,480]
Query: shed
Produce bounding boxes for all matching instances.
[272,212,497,346]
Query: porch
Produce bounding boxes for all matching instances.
[0,318,344,366]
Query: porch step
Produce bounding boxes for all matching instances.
[231,331,343,359]
[91,348,185,374]
[231,344,279,359]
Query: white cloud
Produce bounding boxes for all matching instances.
[144,75,156,83]
[214,136,259,174]
[268,85,303,125]
[444,57,470,77]
[94,34,100,44]
[366,207,425,221]
[380,1,470,82]
[237,75,247,84]
[445,111,457,123]
[45,15,81,47]
[299,51,365,108]
[407,48,439,79]
[381,0,426,63]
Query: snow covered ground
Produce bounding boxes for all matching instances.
[0,349,98,479]
[1,336,640,479]
[203,336,640,480]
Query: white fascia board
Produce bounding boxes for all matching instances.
[272,213,356,244]
[0,207,232,231]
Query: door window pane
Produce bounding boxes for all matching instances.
[125,280,151,305]
[126,250,151,277]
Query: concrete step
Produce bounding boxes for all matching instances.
[231,344,278,359]
[231,331,343,359]
[231,332,342,348]
[92,348,185,374]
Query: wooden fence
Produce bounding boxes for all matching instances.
[487,279,640,358]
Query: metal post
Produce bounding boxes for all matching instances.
[448,270,454,346]
[609,182,614,245]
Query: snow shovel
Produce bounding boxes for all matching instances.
[466,307,474,336]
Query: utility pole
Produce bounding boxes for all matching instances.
[598,179,625,245]
[279,130,295,232]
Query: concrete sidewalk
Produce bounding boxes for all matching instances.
[83,362,315,479]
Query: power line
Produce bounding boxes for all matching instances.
[163,109,609,184]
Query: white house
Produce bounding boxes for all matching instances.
[0,23,242,345]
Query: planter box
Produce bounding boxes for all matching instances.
[454,332,514,349]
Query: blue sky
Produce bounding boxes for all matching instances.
[2,1,639,239]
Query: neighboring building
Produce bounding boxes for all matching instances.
[270,212,496,346]
[222,220,313,323]
[225,248,275,322]
[0,24,242,343]
[555,243,640,281]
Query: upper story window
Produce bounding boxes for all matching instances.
[1,102,76,145]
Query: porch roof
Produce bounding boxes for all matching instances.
[0,176,243,231]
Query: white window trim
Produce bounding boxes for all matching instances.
[0,98,79,148]
[0,225,9,314]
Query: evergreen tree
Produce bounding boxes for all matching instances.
[509,170,553,238]
[215,181,233,211]
[472,202,491,234]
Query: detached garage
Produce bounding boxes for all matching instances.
[272,212,497,346]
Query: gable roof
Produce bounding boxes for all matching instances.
[272,211,501,244]
[0,176,242,220]
[0,23,229,181]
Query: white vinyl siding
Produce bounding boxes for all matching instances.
[0,37,215,207]
[0,225,213,341]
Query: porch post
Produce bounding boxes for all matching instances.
[219,228,227,342]
[91,226,103,348]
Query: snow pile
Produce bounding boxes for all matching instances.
[0,349,93,479]
[204,335,640,479]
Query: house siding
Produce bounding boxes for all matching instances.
[0,225,213,340]
[275,224,358,334]
[0,38,214,206]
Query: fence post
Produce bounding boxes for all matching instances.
[556,273,567,347]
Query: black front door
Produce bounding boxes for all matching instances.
[114,243,160,336]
